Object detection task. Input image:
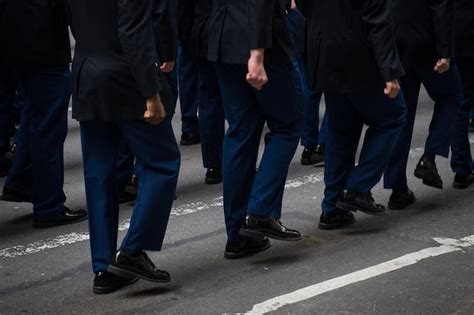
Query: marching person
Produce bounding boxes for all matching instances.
[189,0,225,185]
[177,0,201,146]
[0,0,87,228]
[450,0,474,188]
[298,0,407,229]
[209,0,304,259]
[384,0,462,209]
[287,0,327,166]
[67,0,180,294]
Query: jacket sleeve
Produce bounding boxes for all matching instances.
[153,0,178,62]
[296,0,308,17]
[430,0,455,58]
[117,0,161,97]
[363,0,405,82]
[247,0,275,49]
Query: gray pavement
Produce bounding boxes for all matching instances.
[0,89,473,314]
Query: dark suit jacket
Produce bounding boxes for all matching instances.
[189,0,212,60]
[298,0,404,93]
[177,0,195,47]
[0,0,71,66]
[207,0,295,65]
[68,0,173,121]
[455,0,474,57]
[392,0,456,70]
[153,0,178,62]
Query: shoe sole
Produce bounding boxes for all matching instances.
[32,215,88,229]
[301,159,324,166]
[224,242,272,260]
[205,178,223,185]
[93,277,139,295]
[239,228,302,241]
[336,201,386,216]
[318,218,356,230]
[180,140,201,146]
[414,169,443,189]
[1,194,30,203]
[108,265,171,283]
[453,182,470,190]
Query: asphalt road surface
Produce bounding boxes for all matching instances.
[1,89,473,314]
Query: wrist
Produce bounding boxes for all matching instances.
[250,49,265,63]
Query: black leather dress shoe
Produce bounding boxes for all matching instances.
[180,132,201,146]
[205,168,223,185]
[336,191,386,216]
[124,175,138,195]
[119,191,137,204]
[414,155,443,189]
[225,237,271,259]
[33,207,88,229]
[453,173,472,189]
[240,216,302,241]
[318,210,355,230]
[1,187,32,203]
[0,160,11,177]
[469,119,474,133]
[301,145,325,166]
[93,271,138,295]
[108,251,171,283]
[388,189,416,210]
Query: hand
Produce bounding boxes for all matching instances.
[144,93,167,125]
[291,0,297,10]
[160,61,175,73]
[434,58,450,74]
[247,49,268,91]
[384,79,401,99]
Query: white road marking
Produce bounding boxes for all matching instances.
[246,235,474,314]
[0,173,323,259]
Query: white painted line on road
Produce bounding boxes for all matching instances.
[0,173,324,259]
[246,235,474,314]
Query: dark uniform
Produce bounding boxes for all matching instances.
[0,0,87,228]
[67,0,180,289]
[189,0,225,183]
[177,0,201,144]
[450,0,474,187]
[209,0,304,252]
[286,1,327,166]
[298,0,407,225]
[384,0,463,200]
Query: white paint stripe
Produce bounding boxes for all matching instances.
[247,235,474,315]
[0,173,323,259]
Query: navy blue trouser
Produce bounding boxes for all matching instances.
[451,57,474,175]
[115,69,179,189]
[80,118,180,273]
[197,60,224,169]
[384,66,463,190]
[0,63,16,164]
[5,66,70,220]
[322,90,406,214]
[214,63,303,243]
[177,41,199,135]
[292,56,328,149]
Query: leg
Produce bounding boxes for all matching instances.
[384,71,422,190]
[322,93,364,214]
[18,66,70,219]
[346,90,407,193]
[214,63,264,243]
[119,118,180,253]
[0,63,16,173]
[248,64,303,218]
[197,60,225,170]
[80,120,121,274]
[422,65,464,158]
[451,57,474,177]
[116,140,134,193]
[177,41,200,137]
